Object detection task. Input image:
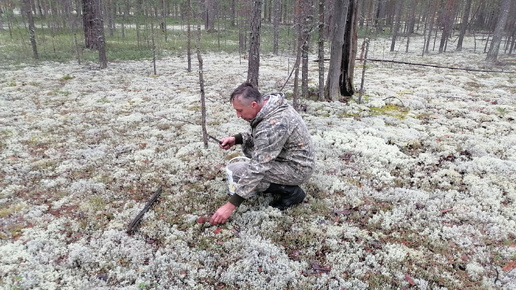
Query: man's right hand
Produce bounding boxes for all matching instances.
[219,136,236,150]
[210,202,236,224]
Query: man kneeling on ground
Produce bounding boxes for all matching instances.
[210,82,315,225]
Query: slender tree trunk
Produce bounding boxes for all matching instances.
[375,0,386,33]
[273,0,280,55]
[105,0,114,37]
[509,32,515,55]
[135,0,143,48]
[94,0,107,68]
[300,0,313,101]
[358,38,370,104]
[161,0,167,41]
[317,0,325,101]
[424,1,437,54]
[230,0,236,26]
[0,5,4,31]
[325,0,349,101]
[247,0,262,87]
[439,0,456,53]
[293,0,303,109]
[238,1,248,54]
[486,0,511,62]
[407,0,416,34]
[293,44,302,110]
[456,0,472,51]
[390,0,403,52]
[24,0,39,59]
[205,0,215,32]
[340,0,357,97]
[196,23,208,149]
[70,2,82,64]
[186,0,192,72]
[83,0,96,49]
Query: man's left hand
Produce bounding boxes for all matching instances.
[210,202,236,224]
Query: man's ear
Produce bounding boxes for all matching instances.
[251,101,257,108]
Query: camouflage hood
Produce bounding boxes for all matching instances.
[249,93,286,128]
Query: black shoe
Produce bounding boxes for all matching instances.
[266,183,306,210]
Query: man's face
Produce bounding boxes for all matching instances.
[232,96,259,121]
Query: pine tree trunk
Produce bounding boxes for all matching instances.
[300,0,312,100]
[272,0,280,55]
[186,0,192,72]
[486,0,511,62]
[457,0,472,51]
[247,0,262,87]
[325,0,349,101]
[94,0,107,68]
[205,0,215,32]
[83,0,107,67]
[390,0,403,52]
[238,1,248,54]
[423,2,437,54]
[439,0,456,53]
[83,0,97,49]
[196,23,208,149]
[24,0,38,59]
[340,0,357,97]
[317,0,325,101]
[375,0,386,33]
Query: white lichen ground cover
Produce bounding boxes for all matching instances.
[1,36,515,289]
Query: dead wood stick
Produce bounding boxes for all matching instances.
[314,58,513,73]
[127,186,163,235]
[364,58,513,73]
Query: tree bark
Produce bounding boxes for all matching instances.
[300,0,313,101]
[317,0,325,101]
[95,0,107,68]
[230,0,236,26]
[439,0,457,53]
[486,0,511,62]
[238,1,248,54]
[205,0,215,32]
[390,0,403,52]
[186,0,192,72]
[0,5,4,31]
[83,0,96,49]
[423,0,437,55]
[247,0,262,87]
[456,0,472,51]
[23,0,39,59]
[322,0,359,98]
[325,0,349,101]
[272,0,280,55]
[407,0,417,34]
[82,0,107,67]
[340,0,357,97]
[105,0,115,37]
[135,0,143,48]
[375,0,386,33]
[196,23,208,148]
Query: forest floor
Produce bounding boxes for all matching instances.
[1,36,515,289]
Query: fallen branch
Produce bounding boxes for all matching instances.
[313,58,514,73]
[127,186,163,235]
[383,96,405,107]
[365,58,513,73]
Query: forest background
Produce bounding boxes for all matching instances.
[2,0,515,95]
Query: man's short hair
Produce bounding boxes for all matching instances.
[230,81,263,103]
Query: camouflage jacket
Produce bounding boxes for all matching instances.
[232,93,315,201]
